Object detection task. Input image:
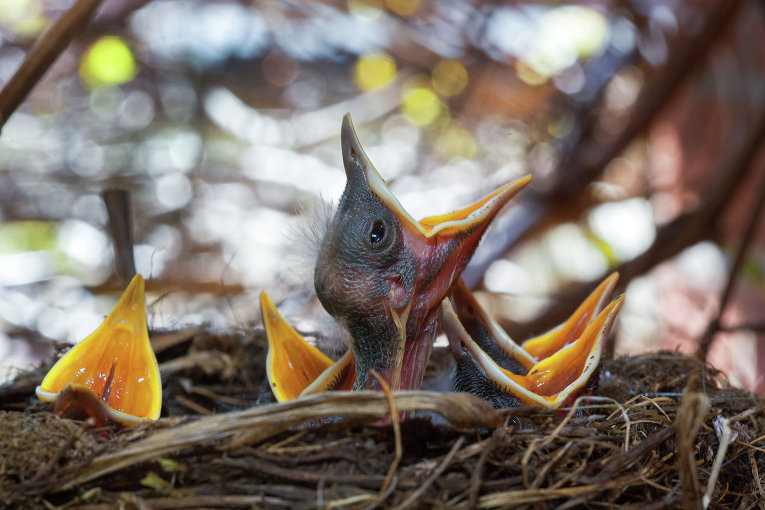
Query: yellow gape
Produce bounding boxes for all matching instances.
[444,273,624,409]
[261,291,355,401]
[36,274,162,426]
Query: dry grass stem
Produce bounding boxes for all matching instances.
[3,346,763,508]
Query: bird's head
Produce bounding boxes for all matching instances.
[315,114,529,391]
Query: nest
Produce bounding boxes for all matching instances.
[1,329,763,509]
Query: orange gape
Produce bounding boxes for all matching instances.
[261,291,356,402]
[36,274,162,426]
[521,274,619,361]
[497,297,623,407]
[443,273,624,409]
[261,291,333,402]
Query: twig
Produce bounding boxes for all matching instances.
[703,416,735,508]
[728,403,765,425]
[548,396,631,452]
[59,391,501,490]
[328,493,377,508]
[476,474,646,507]
[594,426,676,483]
[521,438,540,488]
[0,0,104,132]
[697,169,765,359]
[102,189,137,284]
[748,449,765,503]
[174,395,212,416]
[467,424,504,508]
[718,321,765,334]
[501,101,765,341]
[392,436,465,510]
[676,375,710,510]
[463,0,744,288]
[134,495,288,508]
[369,370,402,506]
[550,0,743,200]
[530,441,573,490]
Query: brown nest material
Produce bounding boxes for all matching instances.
[1,329,763,509]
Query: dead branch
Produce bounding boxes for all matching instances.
[0,0,104,133]
[696,169,765,359]
[463,0,744,288]
[57,391,502,490]
[501,101,765,341]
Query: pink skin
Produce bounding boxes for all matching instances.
[368,223,489,392]
[315,115,529,395]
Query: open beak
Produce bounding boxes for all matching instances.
[443,273,624,408]
[35,274,162,426]
[315,113,530,393]
[261,291,355,402]
[521,273,620,361]
[341,113,530,242]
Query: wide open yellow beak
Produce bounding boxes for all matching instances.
[522,273,620,361]
[444,273,624,408]
[35,274,162,426]
[261,291,355,402]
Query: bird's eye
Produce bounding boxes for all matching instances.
[370,220,385,245]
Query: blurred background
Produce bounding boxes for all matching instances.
[0,0,763,393]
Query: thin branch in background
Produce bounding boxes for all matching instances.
[696,166,765,360]
[550,0,743,201]
[718,322,765,334]
[502,104,765,342]
[463,0,743,288]
[102,188,137,285]
[0,0,104,133]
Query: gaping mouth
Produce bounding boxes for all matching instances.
[443,273,624,408]
[35,274,162,426]
[341,113,531,238]
[261,290,355,401]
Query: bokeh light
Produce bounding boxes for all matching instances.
[79,36,138,89]
[354,52,397,90]
[386,0,419,16]
[432,59,468,97]
[401,87,441,125]
[0,0,46,39]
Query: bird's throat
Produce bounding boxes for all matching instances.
[365,303,437,392]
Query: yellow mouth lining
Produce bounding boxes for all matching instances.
[443,276,624,409]
[522,273,619,360]
[261,291,334,402]
[418,177,531,235]
[35,274,162,425]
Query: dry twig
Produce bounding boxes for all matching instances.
[0,0,104,132]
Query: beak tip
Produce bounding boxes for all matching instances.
[612,293,626,313]
[123,273,146,311]
[128,272,145,292]
[340,113,358,152]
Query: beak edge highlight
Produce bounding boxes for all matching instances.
[35,274,161,426]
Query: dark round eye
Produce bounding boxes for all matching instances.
[370,220,385,245]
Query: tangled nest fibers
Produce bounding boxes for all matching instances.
[1,329,763,509]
